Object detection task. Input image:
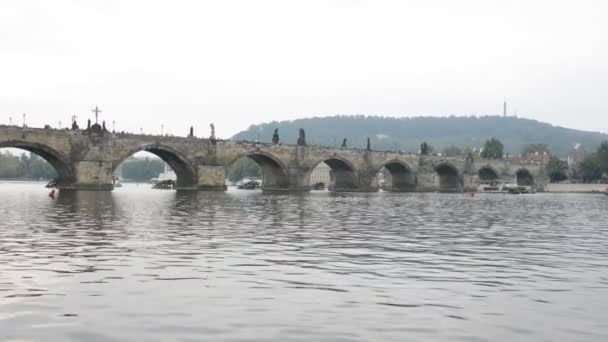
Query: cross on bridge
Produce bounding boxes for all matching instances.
[92,106,102,124]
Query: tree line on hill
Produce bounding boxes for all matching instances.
[120,158,165,182]
[233,115,607,157]
[0,151,57,180]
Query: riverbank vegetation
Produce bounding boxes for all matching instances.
[0,151,57,180]
[0,151,166,182]
[578,142,608,182]
[227,157,261,182]
[121,158,164,182]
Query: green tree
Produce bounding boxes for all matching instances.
[0,152,19,178]
[546,156,568,182]
[443,145,462,157]
[420,142,433,155]
[0,152,56,180]
[597,141,608,172]
[227,157,261,181]
[522,143,550,155]
[578,154,602,182]
[463,146,480,158]
[481,138,504,159]
[122,158,164,181]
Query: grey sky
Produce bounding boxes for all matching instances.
[1,0,607,138]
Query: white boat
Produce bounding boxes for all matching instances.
[476,180,503,192]
[112,176,123,188]
[477,180,535,194]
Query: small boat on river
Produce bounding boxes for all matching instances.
[237,179,261,190]
[45,178,58,188]
[112,176,122,188]
[152,179,175,189]
[476,180,535,194]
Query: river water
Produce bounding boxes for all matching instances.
[1,182,607,341]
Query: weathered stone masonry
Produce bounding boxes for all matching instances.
[0,125,549,192]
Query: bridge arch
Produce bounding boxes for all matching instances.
[226,150,289,190]
[0,140,75,185]
[435,162,462,192]
[516,168,534,186]
[113,144,197,188]
[378,159,416,192]
[478,165,499,181]
[307,155,359,191]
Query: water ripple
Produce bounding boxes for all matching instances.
[1,183,608,341]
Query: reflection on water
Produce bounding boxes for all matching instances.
[1,182,608,341]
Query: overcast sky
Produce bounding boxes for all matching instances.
[1,0,607,138]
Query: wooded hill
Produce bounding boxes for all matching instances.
[232,115,608,157]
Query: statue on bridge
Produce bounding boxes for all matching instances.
[71,120,79,130]
[341,138,347,149]
[210,123,216,140]
[272,128,280,144]
[297,128,306,146]
[366,137,371,151]
[102,121,108,132]
[86,119,91,131]
[465,152,475,173]
[189,126,194,138]
[420,142,430,155]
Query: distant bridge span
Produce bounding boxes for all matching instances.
[0,125,548,192]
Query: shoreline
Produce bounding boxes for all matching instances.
[545,183,608,193]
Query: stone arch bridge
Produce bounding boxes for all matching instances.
[0,125,548,192]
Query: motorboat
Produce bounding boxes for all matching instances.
[477,180,535,194]
[112,176,123,188]
[237,179,261,190]
[152,179,175,189]
[476,180,503,192]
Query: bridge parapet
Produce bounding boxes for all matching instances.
[0,125,549,192]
